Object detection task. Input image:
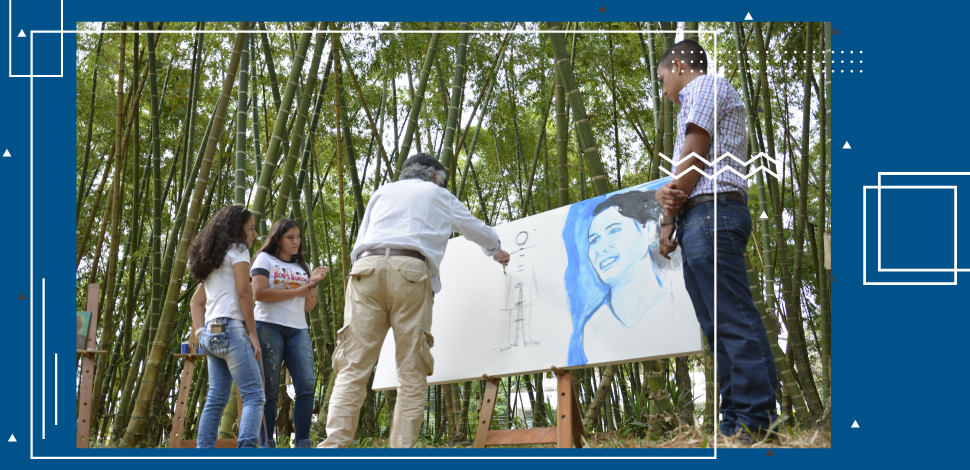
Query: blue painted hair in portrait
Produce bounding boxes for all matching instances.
[563,178,681,366]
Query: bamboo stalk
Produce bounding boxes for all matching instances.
[546,22,611,197]
[250,22,315,227]
[394,24,443,177]
[122,24,250,446]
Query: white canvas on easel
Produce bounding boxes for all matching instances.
[373,178,702,390]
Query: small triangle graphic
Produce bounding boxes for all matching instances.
[2,149,10,157]
[18,30,26,38]
[18,293,25,300]
[745,12,753,21]
[851,420,860,428]
[832,27,840,35]
[7,434,15,442]
[599,5,607,12]
[760,211,769,220]
[766,448,775,456]
[828,272,834,282]
[843,141,851,149]
[756,105,763,113]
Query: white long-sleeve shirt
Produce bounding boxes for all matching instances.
[350,178,502,292]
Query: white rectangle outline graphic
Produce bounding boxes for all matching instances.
[877,187,957,271]
[863,185,958,285]
[15,2,726,459]
[878,171,970,274]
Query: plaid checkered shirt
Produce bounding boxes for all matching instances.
[670,74,749,199]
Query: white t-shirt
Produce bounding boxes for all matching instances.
[251,252,311,329]
[203,243,251,324]
[350,178,502,293]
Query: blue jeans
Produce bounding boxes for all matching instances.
[256,321,316,449]
[196,318,266,448]
[677,197,778,435]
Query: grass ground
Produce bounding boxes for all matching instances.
[348,424,831,449]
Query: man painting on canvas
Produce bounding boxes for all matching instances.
[318,153,510,449]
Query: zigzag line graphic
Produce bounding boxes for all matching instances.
[657,152,783,180]
[658,164,782,180]
[658,152,782,167]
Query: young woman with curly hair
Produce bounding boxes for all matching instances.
[250,218,328,448]
[188,205,265,448]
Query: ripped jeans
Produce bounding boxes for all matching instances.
[319,252,434,448]
[196,318,266,448]
[256,321,315,448]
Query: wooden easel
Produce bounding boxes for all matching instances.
[77,284,108,448]
[472,367,584,448]
[168,333,242,448]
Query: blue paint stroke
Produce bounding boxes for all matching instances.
[563,177,674,366]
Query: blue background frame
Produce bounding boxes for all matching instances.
[0,0,961,465]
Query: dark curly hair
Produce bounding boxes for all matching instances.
[187,206,253,282]
[252,218,311,274]
[591,190,679,272]
[592,190,663,224]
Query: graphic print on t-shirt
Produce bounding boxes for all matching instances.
[252,252,313,329]
[270,264,309,289]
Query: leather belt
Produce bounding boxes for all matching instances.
[358,248,426,261]
[681,191,746,214]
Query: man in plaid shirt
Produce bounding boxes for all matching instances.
[654,39,778,443]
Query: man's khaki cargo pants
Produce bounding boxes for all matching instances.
[319,251,434,448]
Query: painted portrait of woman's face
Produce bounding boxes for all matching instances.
[587,206,656,288]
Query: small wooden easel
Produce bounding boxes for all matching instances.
[472,366,584,448]
[168,333,241,448]
[77,284,108,448]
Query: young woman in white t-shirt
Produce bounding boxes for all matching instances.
[250,218,328,448]
[187,206,265,448]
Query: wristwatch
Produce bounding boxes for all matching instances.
[660,216,676,226]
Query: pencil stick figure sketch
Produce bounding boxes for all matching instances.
[499,230,541,351]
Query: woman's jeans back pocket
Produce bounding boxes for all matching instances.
[202,330,229,357]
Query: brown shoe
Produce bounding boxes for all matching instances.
[735,428,775,446]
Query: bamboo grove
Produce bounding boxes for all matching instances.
[75,21,831,447]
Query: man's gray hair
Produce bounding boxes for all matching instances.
[400,162,447,186]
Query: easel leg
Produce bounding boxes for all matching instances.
[570,378,584,448]
[472,377,500,448]
[76,355,95,448]
[169,357,197,448]
[76,284,99,448]
[556,370,574,448]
